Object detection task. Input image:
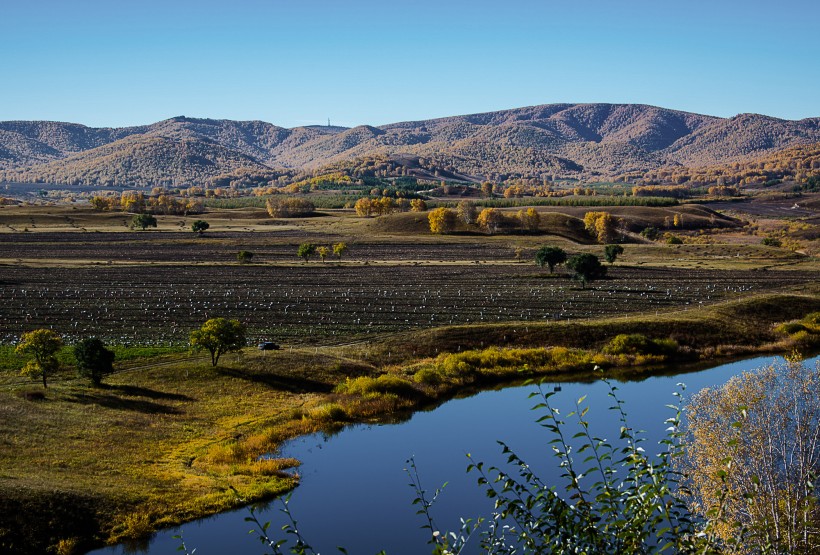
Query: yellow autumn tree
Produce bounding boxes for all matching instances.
[517,207,540,233]
[410,199,427,212]
[477,208,503,234]
[428,207,457,234]
[354,197,373,217]
[583,211,618,244]
[683,358,820,553]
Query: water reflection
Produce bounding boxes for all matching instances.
[90,354,817,555]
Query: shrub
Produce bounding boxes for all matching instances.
[335,374,418,398]
[236,250,254,263]
[413,366,444,386]
[604,334,678,358]
[776,321,809,335]
[640,226,660,240]
[306,403,348,422]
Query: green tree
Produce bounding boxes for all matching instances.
[131,213,157,231]
[73,338,115,386]
[534,245,567,273]
[604,244,624,264]
[297,242,317,263]
[236,250,254,263]
[566,253,606,288]
[640,226,660,240]
[191,220,209,234]
[16,329,63,388]
[190,318,246,366]
[317,246,330,263]
[332,242,348,261]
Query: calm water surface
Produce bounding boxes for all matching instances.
[90,354,817,555]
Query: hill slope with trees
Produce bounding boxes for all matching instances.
[1,104,819,186]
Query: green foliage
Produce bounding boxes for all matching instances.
[603,334,678,358]
[16,329,63,388]
[565,253,606,288]
[603,244,624,264]
[237,250,254,263]
[131,213,157,231]
[73,337,115,386]
[191,220,209,234]
[664,233,683,245]
[640,226,660,240]
[297,243,317,262]
[460,380,720,554]
[534,245,567,273]
[761,237,782,247]
[335,374,418,399]
[332,242,348,261]
[189,318,247,366]
[417,346,601,386]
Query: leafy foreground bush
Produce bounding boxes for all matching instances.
[179,360,820,555]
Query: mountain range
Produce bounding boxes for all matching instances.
[1,103,819,186]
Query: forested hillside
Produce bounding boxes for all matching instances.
[1,104,818,187]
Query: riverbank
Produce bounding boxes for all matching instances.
[1,291,819,554]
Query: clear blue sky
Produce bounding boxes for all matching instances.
[1,0,818,128]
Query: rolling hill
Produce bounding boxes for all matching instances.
[1,104,818,186]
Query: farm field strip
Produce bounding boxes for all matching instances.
[0,232,518,263]
[1,263,813,345]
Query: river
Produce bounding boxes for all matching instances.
[90,354,817,555]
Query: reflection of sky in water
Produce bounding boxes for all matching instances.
[91,355,817,555]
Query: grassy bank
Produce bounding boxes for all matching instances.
[0,293,819,554]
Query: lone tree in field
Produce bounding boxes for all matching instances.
[236,250,254,263]
[604,244,624,264]
[16,329,63,388]
[190,318,247,366]
[297,242,317,263]
[428,207,457,234]
[332,242,348,261]
[566,253,607,288]
[191,220,209,234]
[132,213,157,231]
[535,245,567,273]
[74,338,115,386]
